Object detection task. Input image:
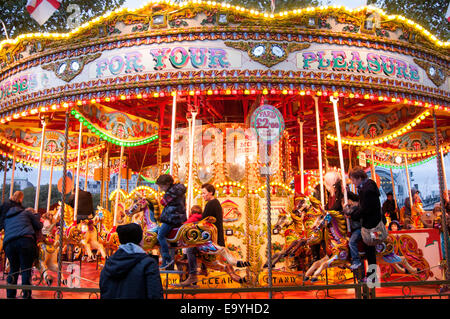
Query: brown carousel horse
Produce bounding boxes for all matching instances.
[125,196,250,284]
[267,194,325,269]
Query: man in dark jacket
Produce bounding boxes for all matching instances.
[347,166,383,280]
[99,223,163,299]
[156,174,186,269]
[67,189,94,221]
[3,199,42,299]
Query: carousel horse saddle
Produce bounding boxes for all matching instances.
[167,227,181,242]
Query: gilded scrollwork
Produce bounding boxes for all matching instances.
[41,53,102,82]
[225,41,310,68]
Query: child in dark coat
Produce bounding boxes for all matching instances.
[99,223,163,299]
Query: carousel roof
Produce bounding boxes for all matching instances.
[0,1,448,174]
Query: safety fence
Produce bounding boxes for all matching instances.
[0,279,449,299]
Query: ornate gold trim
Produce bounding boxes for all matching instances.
[225,41,310,67]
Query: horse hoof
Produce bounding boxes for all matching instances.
[310,277,318,283]
[303,276,310,281]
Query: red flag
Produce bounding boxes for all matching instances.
[26,0,62,26]
[446,1,450,23]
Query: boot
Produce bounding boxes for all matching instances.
[179,273,198,287]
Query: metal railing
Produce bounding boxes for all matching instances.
[0,279,448,299]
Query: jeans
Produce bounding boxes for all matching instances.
[157,223,173,264]
[349,228,362,265]
[186,247,198,275]
[4,237,36,298]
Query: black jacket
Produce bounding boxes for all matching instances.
[3,206,42,247]
[67,190,94,218]
[202,198,225,246]
[99,248,163,299]
[0,200,23,231]
[347,179,382,229]
[160,183,186,227]
[382,199,398,221]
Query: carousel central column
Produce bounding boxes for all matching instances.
[34,116,48,211]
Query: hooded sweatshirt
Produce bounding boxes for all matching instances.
[3,206,42,247]
[99,243,163,299]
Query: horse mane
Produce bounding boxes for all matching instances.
[327,210,347,235]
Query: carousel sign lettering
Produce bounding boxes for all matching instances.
[299,50,420,81]
[94,46,232,78]
[0,72,49,102]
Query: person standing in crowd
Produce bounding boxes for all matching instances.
[0,191,25,231]
[2,191,42,299]
[382,192,398,224]
[347,166,383,281]
[180,183,224,286]
[100,223,163,299]
[156,174,186,270]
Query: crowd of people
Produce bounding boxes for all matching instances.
[0,169,448,299]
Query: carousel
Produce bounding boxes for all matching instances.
[0,0,449,297]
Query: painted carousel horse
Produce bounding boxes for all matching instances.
[54,202,85,260]
[267,195,326,268]
[303,200,418,282]
[95,205,120,254]
[79,217,107,261]
[36,210,68,286]
[125,196,249,284]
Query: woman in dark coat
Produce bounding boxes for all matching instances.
[2,191,42,299]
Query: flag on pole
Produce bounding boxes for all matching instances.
[446,1,450,23]
[26,0,62,26]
